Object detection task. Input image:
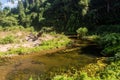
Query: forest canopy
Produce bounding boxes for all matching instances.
[0,0,120,33]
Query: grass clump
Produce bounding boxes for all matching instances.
[0,35,17,44]
[0,26,35,32]
[41,35,71,48]
[52,61,120,80]
[0,34,71,56]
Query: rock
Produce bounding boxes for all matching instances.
[26,33,37,41]
[37,31,43,38]
[33,40,41,47]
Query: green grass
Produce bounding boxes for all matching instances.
[0,35,18,44]
[0,26,71,56]
[0,26,35,32]
[0,34,71,56]
[52,61,120,80]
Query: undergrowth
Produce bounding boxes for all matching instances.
[0,35,71,56]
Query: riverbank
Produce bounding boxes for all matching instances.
[0,26,71,57]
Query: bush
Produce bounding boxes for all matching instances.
[52,61,120,80]
[76,27,88,39]
[40,27,54,33]
[0,35,17,44]
[52,72,93,80]
[0,16,18,27]
[3,26,24,31]
[97,61,120,80]
[98,33,120,56]
[0,26,34,32]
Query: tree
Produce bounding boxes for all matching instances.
[79,0,89,16]
[35,0,40,11]
[3,7,11,15]
[18,0,25,16]
[18,0,26,25]
[24,0,29,11]
[88,0,120,25]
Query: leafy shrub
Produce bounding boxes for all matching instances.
[101,45,120,56]
[98,33,120,56]
[0,26,4,31]
[1,26,34,32]
[0,35,17,44]
[0,16,18,27]
[108,53,120,62]
[52,61,120,80]
[76,27,88,39]
[3,26,24,31]
[25,27,35,32]
[97,61,120,80]
[52,72,93,80]
[114,53,120,61]
[40,27,54,33]
[99,33,120,47]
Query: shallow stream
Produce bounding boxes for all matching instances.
[0,40,101,80]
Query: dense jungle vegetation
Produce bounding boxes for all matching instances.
[0,0,120,80]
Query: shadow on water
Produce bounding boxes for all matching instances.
[81,44,103,57]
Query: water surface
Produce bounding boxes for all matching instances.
[0,40,100,80]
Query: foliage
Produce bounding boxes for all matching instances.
[98,33,120,47]
[0,35,17,44]
[98,33,120,56]
[0,16,18,27]
[40,35,71,48]
[107,53,120,62]
[0,26,35,32]
[52,60,120,80]
[52,72,93,80]
[0,1,120,80]
[0,34,71,56]
[26,58,119,80]
[97,61,120,80]
[0,0,90,32]
[1,0,120,33]
[18,0,26,26]
[79,0,89,16]
[94,25,120,34]
[40,27,54,33]
[76,27,88,39]
[87,35,100,41]
[88,0,120,25]
[29,76,33,80]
